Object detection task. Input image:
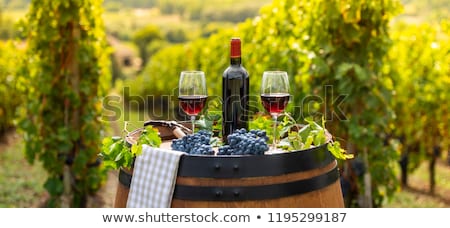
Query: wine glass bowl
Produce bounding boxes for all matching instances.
[178,71,208,133]
[178,96,207,116]
[260,71,290,152]
[260,93,290,116]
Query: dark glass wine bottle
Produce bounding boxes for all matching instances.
[222,38,249,143]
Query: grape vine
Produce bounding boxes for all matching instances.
[17,0,111,207]
[99,125,162,170]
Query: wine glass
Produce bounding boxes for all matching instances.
[260,71,290,152]
[178,71,208,133]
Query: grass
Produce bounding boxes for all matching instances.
[384,188,448,208]
[383,160,450,208]
[0,132,47,208]
[409,160,450,190]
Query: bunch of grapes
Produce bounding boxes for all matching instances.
[218,129,269,155]
[171,130,214,155]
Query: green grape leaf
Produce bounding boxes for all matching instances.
[280,125,292,138]
[327,141,354,160]
[303,135,314,149]
[114,151,123,162]
[138,126,162,148]
[103,160,118,170]
[99,126,162,170]
[102,137,113,148]
[278,137,293,150]
[131,144,143,156]
[297,124,311,141]
[314,129,326,146]
[288,131,302,150]
[305,117,323,130]
[131,144,138,155]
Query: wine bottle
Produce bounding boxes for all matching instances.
[222,38,249,143]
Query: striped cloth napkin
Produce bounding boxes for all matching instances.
[127,145,185,208]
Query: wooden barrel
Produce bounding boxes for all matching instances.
[114,167,132,208]
[171,143,343,208]
[113,123,344,208]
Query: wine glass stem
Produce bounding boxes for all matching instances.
[190,115,196,134]
[272,114,277,151]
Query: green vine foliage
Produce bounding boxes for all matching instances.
[17,0,111,207]
[387,21,450,171]
[99,126,162,170]
[0,42,23,135]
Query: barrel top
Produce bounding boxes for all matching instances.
[177,142,335,178]
[127,125,336,179]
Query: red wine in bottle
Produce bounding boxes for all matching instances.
[178,95,208,116]
[260,93,290,115]
[222,38,249,143]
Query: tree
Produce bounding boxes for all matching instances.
[165,28,187,43]
[132,25,162,68]
[18,0,111,207]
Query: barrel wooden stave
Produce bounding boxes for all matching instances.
[114,168,132,208]
[171,181,343,208]
[171,160,343,208]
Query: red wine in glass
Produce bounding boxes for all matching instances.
[178,95,208,116]
[261,93,290,115]
[260,71,290,153]
[178,71,207,133]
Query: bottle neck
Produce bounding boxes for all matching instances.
[230,57,241,66]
